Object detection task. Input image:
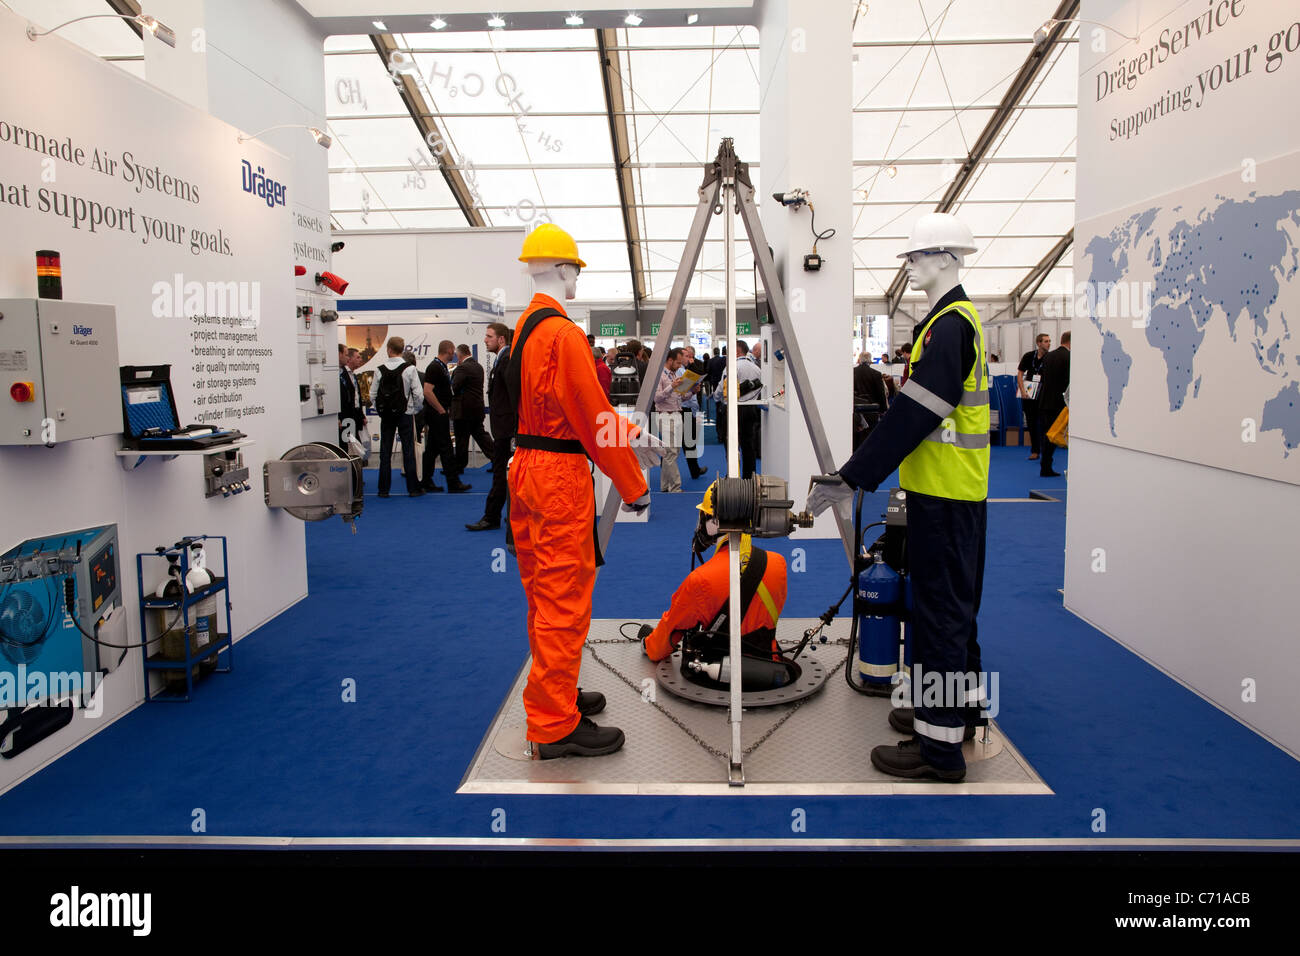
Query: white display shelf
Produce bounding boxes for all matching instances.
[116,439,255,472]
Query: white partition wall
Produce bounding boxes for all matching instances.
[1068,0,1300,755]
[758,0,854,535]
[0,6,315,793]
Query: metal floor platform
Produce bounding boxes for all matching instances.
[460,619,1052,796]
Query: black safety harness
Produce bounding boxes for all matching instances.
[504,305,606,566]
[696,546,777,658]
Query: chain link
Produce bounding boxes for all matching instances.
[583,637,851,765]
[585,641,729,761]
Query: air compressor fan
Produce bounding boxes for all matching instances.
[0,590,50,666]
[264,441,363,525]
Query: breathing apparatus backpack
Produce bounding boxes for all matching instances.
[608,353,641,407]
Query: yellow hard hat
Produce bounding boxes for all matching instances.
[518,223,586,268]
[697,480,719,516]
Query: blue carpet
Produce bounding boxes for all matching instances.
[0,443,1295,843]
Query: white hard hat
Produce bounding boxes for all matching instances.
[898,212,978,258]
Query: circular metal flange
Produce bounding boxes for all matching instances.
[493,722,533,761]
[961,725,1003,764]
[655,651,829,707]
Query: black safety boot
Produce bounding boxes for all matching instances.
[532,717,625,759]
[870,737,966,782]
[888,707,977,741]
[637,624,654,657]
[576,688,605,716]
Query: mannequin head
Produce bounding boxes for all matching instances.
[903,249,962,300]
[526,257,580,301]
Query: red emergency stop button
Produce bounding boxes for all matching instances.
[10,382,34,402]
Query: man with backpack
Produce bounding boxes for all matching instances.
[369,335,425,498]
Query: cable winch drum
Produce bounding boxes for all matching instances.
[263,441,363,525]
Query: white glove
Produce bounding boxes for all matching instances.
[621,492,651,514]
[806,475,854,517]
[628,429,670,469]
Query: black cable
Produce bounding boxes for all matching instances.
[808,203,836,251]
[845,490,878,696]
[62,577,184,650]
[713,477,753,526]
[618,622,645,642]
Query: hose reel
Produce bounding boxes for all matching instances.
[263,441,363,531]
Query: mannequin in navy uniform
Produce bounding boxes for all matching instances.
[808,213,990,783]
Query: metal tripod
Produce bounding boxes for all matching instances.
[597,139,855,785]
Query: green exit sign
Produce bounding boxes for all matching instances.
[736,322,751,335]
[650,323,660,335]
[599,322,625,336]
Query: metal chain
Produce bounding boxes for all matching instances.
[585,641,729,761]
[742,651,848,756]
[583,636,851,763]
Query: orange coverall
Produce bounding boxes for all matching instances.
[510,293,648,743]
[643,544,788,663]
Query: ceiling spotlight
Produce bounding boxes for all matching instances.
[686,13,699,24]
[430,17,447,30]
[372,20,387,31]
[237,124,332,149]
[856,188,869,201]
[566,14,584,26]
[885,165,897,178]
[136,15,176,47]
[27,11,176,47]
[1033,17,1137,49]
[625,13,643,27]
[856,1,869,16]
[487,15,506,29]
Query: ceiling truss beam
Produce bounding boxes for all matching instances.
[596,28,646,309]
[885,0,1080,316]
[370,33,485,227]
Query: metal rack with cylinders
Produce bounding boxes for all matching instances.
[136,536,233,702]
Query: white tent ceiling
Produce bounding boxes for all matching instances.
[31,0,1080,305]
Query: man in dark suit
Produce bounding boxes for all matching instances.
[338,347,366,448]
[422,340,471,493]
[452,343,496,473]
[1037,331,1071,477]
[467,323,515,531]
[852,352,889,450]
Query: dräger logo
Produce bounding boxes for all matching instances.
[49,885,151,936]
[241,160,287,209]
[72,325,93,336]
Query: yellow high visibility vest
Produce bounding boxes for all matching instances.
[897,300,990,501]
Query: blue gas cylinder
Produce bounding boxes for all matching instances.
[857,552,901,688]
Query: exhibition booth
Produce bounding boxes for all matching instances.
[0,0,1295,860]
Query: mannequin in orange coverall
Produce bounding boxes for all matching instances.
[641,483,788,664]
[510,224,667,760]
